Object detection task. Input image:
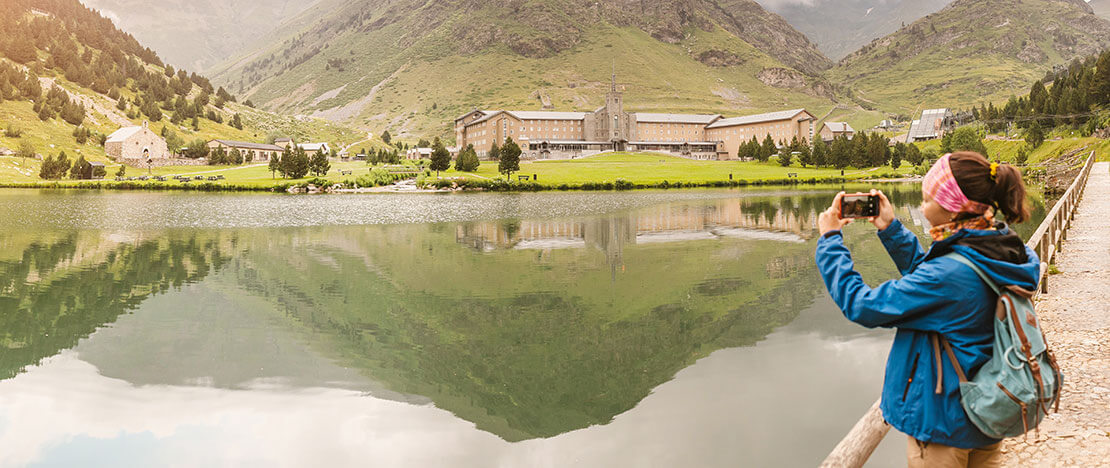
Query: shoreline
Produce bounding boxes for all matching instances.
[0,175,918,193]
[0,177,874,194]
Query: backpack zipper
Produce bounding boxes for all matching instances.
[997,382,1031,437]
[903,353,921,402]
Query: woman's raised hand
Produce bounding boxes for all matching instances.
[868,189,895,231]
[818,191,853,236]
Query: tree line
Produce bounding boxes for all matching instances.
[265,146,331,179]
[734,132,923,170]
[38,151,105,180]
[970,50,1110,135]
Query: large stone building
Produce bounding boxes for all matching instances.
[454,76,815,161]
[105,121,169,161]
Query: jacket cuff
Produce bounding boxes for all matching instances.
[821,230,843,239]
[877,218,903,239]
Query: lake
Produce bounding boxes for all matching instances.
[0,186,1047,467]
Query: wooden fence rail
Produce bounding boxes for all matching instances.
[819,152,1097,468]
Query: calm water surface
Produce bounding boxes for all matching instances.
[0,186,1046,467]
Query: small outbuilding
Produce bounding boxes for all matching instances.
[406,147,433,160]
[88,161,106,179]
[297,142,331,157]
[818,122,855,142]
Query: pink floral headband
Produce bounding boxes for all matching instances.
[923,154,992,215]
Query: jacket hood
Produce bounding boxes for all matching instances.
[926,224,1040,291]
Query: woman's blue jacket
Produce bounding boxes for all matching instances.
[815,218,1040,449]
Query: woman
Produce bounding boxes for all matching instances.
[815,152,1040,467]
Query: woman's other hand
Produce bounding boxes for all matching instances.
[868,189,895,231]
[818,191,853,236]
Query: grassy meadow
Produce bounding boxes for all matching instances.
[0,152,912,190]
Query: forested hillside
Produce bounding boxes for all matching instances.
[0,0,359,176]
[829,0,1110,114]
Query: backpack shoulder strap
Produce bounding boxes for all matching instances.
[942,252,1001,295]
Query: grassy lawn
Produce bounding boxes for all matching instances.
[434,152,911,186]
[0,157,377,188]
[2,152,914,190]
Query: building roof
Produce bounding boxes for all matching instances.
[88,161,105,167]
[105,126,145,144]
[634,113,722,124]
[705,109,814,129]
[907,108,949,140]
[455,109,493,122]
[468,110,588,126]
[508,111,587,121]
[409,147,433,154]
[274,137,292,142]
[297,143,330,152]
[822,122,855,133]
[629,141,719,145]
[211,140,284,151]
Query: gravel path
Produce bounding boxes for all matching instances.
[1001,162,1110,467]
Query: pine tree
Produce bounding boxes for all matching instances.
[1025,121,1045,148]
[760,134,776,162]
[286,146,310,178]
[940,131,953,153]
[811,138,828,168]
[797,139,813,168]
[905,144,924,166]
[269,151,282,178]
[831,135,852,169]
[777,148,793,167]
[489,141,501,163]
[309,150,331,176]
[209,146,227,165]
[428,137,451,176]
[69,154,89,179]
[851,132,871,168]
[499,137,521,178]
[867,135,889,167]
[455,144,480,172]
[890,143,903,170]
[380,130,392,144]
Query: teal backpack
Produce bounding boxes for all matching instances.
[934,253,1063,439]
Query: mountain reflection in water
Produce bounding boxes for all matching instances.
[0,186,1047,466]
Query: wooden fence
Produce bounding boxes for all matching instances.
[819,151,1097,468]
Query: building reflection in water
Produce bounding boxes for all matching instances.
[455,198,817,281]
[456,198,815,252]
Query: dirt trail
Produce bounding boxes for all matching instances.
[1001,162,1110,466]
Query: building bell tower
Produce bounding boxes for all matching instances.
[604,71,630,150]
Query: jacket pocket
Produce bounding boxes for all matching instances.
[903,352,921,402]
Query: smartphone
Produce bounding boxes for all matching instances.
[840,193,880,219]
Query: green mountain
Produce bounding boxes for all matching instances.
[765,0,952,60]
[80,0,322,72]
[211,0,860,140]
[828,0,1110,113]
[0,0,361,174]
